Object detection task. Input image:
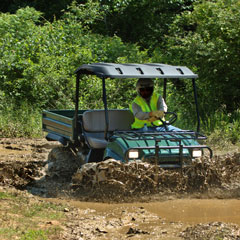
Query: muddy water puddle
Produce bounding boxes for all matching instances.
[48,198,240,225]
[144,199,240,224]
[44,198,240,239]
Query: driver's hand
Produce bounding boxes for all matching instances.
[148,116,157,122]
[151,110,164,119]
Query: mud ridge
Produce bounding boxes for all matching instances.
[69,152,240,201]
[0,160,45,189]
[180,222,240,240]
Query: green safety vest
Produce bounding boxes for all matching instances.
[130,92,162,129]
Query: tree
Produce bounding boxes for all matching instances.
[0,0,75,20]
[0,6,149,110]
[95,0,196,51]
[152,0,240,122]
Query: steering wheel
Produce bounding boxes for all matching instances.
[158,112,177,129]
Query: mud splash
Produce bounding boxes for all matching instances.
[0,138,52,189]
[0,160,45,189]
[70,153,240,201]
[0,140,240,201]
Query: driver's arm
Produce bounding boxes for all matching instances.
[131,102,150,120]
[149,96,168,118]
[131,96,167,120]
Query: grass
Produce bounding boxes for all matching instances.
[0,228,49,240]
[202,109,240,149]
[0,191,16,199]
[23,202,66,219]
[0,190,68,240]
[0,101,43,138]
[20,229,48,240]
[176,109,240,149]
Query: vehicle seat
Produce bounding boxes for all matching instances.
[82,109,134,149]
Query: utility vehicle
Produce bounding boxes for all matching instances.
[42,63,212,168]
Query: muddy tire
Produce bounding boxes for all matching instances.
[46,146,82,180]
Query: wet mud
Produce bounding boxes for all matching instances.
[0,138,240,239]
[0,138,49,189]
[70,153,240,202]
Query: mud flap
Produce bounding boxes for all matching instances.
[46,133,69,146]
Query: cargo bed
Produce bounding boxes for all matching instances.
[42,110,86,145]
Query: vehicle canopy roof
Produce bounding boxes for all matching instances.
[75,63,198,79]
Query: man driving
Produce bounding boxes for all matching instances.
[130,78,180,131]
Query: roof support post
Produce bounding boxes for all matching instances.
[163,79,167,102]
[192,78,200,133]
[102,77,109,140]
[74,72,80,143]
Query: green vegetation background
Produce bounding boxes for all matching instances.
[0,0,239,145]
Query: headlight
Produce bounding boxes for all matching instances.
[128,150,139,159]
[192,149,202,158]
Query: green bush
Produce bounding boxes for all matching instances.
[0,5,149,137]
[204,109,240,146]
[0,5,149,110]
[0,99,42,137]
[0,1,239,141]
[153,0,240,122]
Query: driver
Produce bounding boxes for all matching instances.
[130,78,180,131]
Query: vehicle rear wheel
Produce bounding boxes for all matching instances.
[46,146,83,180]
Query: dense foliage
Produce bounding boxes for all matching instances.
[1,0,196,50]
[1,0,78,20]
[0,5,148,110]
[0,0,239,143]
[152,0,240,137]
[94,0,196,51]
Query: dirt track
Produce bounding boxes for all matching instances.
[0,138,240,239]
